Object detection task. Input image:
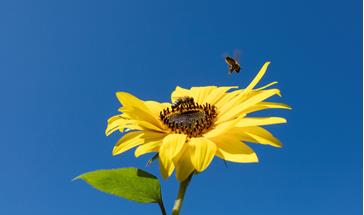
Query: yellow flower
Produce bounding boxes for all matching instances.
[106,62,291,181]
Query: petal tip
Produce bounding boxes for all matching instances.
[274,143,283,148]
[252,154,259,163]
[134,150,141,158]
[115,91,125,97]
[112,148,119,156]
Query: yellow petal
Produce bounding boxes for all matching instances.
[210,135,258,163]
[217,84,272,115]
[254,81,278,91]
[243,102,292,114]
[214,89,243,109]
[116,92,150,113]
[134,120,165,132]
[112,132,144,156]
[107,114,125,124]
[203,119,239,138]
[135,139,163,157]
[240,126,282,147]
[236,117,287,127]
[159,160,174,179]
[111,116,164,132]
[244,87,282,99]
[190,86,217,104]
[124,106,161,128]
[116,92,162,129]
[244,61,270,91]
[113,121,143,131]
[159,134,187,178]
[218,93,251,115]
[171,86,191,102]
[145,101,171,117]
[173,146,195,181]
[189,138,217,172]
[217,89,281,123]
[105,115,128,136]
[204,86,238,106]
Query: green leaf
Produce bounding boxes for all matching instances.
[74,167,161,203]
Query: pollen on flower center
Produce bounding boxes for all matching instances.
[160,97,217,137]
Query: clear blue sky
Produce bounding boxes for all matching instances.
[0,0,362,214]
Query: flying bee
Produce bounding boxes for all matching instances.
[224,50,241,74]
[172,96,194,109]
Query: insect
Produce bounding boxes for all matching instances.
[224,51,241,74]
[171,96,194,109]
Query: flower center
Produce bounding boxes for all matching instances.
[160,97,217,137]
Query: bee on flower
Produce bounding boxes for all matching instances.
[106,62,291,181]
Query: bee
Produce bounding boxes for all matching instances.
[172,96,194,109]
[224,50,241,74]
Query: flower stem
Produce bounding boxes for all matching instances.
[172,174,193,215]
[158,199,167,215]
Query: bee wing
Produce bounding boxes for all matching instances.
[233,49,242,72]
[228,66,234,75]
[233,49,241,62]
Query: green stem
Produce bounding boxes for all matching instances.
[172,174,193,215]
[158,195,167,215]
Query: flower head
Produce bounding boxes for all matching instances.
[106,62,291,181]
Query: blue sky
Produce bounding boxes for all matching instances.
[0,0,362,214]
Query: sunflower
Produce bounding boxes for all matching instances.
[106,62,290,181]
